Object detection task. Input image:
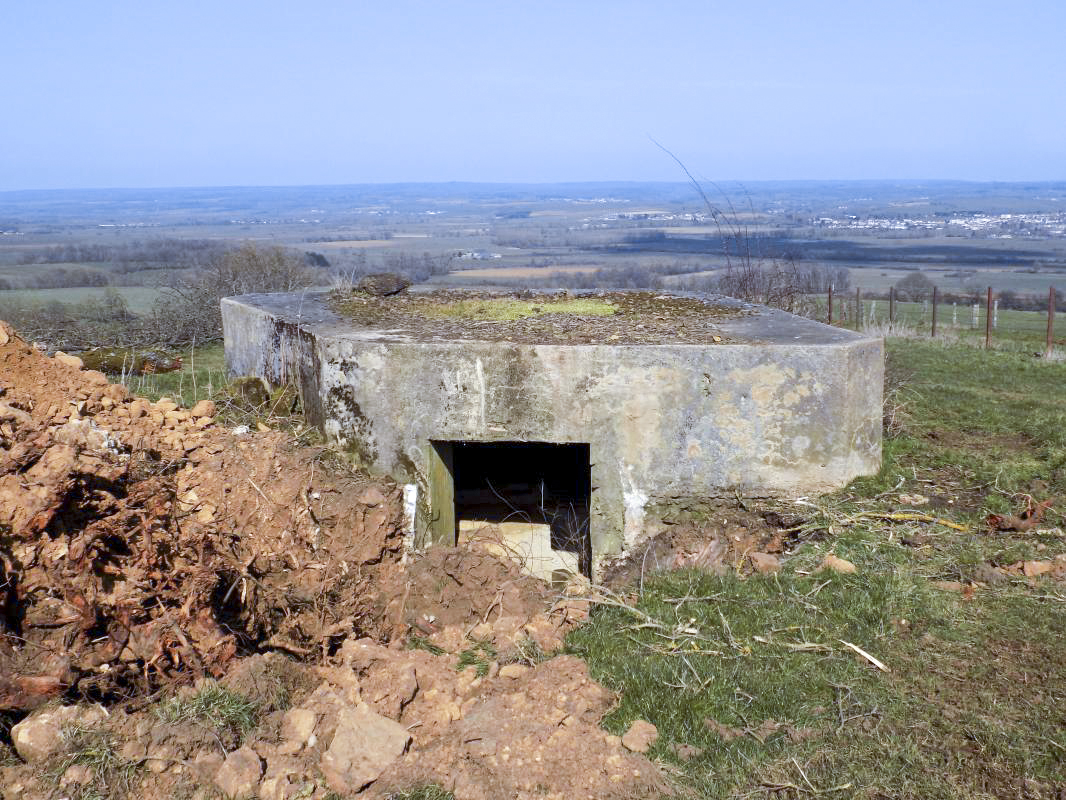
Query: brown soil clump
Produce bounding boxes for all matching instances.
[382,544,592,659]
[331,288,746,345]
[603,507,799,588]
[387,545,554,631]
[371,653,668,800]
[0,320,406,709]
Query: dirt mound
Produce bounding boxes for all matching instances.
[387,544,555,631]
[0,320,406,709]
[382,544,591,659]
[371,653,667,800]
[1,645,667,800]
[602,508,796,588]
[0,318,662,800]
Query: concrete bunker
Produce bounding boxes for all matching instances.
[221,288,884,579]
[429,440,592,581]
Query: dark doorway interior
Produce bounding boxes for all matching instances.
[440,441,592,576]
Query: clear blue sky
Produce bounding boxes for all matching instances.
[3,0,1064,190]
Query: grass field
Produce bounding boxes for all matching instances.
[107,342,314,440]
[811,297,1065,352]
[446,264,603,281]
[117,341,227,406]
[846,266,1066,297]
[0,286,163,313]
[306,239,397,249]
[568,338,1066,799]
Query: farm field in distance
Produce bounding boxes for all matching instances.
[841,264,1065,296]
[0,286,163,312]
[2,180,1065,321]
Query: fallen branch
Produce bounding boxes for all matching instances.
[753,636,833,653]
[839,640,889,672]
[853,511,968,532]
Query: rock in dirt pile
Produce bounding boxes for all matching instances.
[0,320,666,800]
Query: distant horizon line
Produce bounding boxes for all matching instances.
[3,177,1066,195]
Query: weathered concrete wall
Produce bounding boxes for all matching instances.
[222,291,883,574]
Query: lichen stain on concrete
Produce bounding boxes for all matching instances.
[323,383,378,464]
[790,435,812,458]
[393,445,421,483]
[320,347,390,466]
[597,364,679,459]
[713,362,820,472]
[488,346,543,431]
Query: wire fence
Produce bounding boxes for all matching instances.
[823,285,1062,356]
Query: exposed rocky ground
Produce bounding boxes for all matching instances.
[0,319,666,799]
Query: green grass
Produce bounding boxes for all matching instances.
[813,294,1064,351]
[118,341,227,406]
[407,635,448,656]
[567,337,1066,799]
[45,726,139,800]
[385,787,456,800]
[569,571,952,797]
[113,345,318,444]
[846,266,1066,298]
[878,338,1066,497]
[876,303,1062,350]
[156,681,260,744]
[571,568,1066,798]
[456,639,497,677]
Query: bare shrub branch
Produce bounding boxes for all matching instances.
[150,242,319,345]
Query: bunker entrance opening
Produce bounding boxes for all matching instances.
[429,441,592,581]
